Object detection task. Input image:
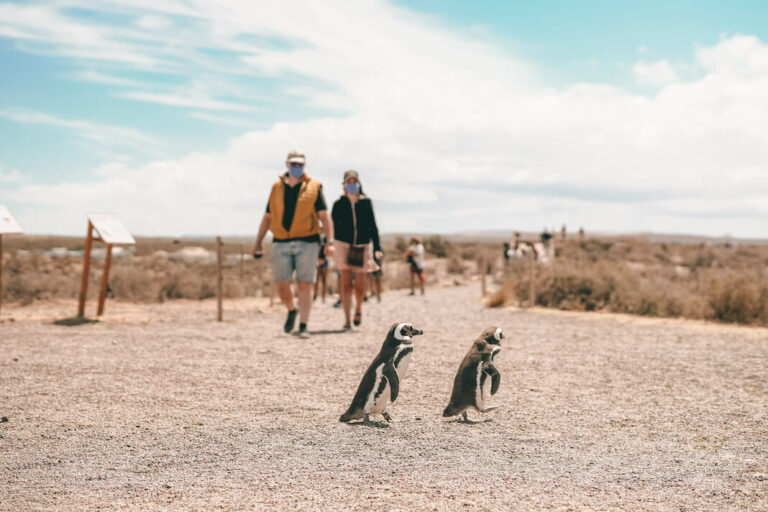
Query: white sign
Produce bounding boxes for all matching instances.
[0,205,23,234]
[88,213,135,245]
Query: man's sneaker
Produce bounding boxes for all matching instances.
[297,326,310,339]
[284,309,298,333]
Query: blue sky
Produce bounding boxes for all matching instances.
[1,1,768,237]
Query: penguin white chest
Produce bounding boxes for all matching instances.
[394,344,414,377]
[474,361,485,410]
[371,382,391,414]
[364,364,391,414]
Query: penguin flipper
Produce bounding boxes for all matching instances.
[383,361,400,402]
[484,362,501,395]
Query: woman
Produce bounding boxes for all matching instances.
[332,170,383,329]
[405,237,425,295]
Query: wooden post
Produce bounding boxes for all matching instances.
[216,236,223,322]
[528,249,536,308]
[77,221,94,317]
[239,243,244,282]
[0,234,3,315]
[97,243,113,316]
[480,255,487,297]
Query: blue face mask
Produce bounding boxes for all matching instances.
[345,182,360,195]
[289,163,304,178]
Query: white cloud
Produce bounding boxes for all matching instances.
[189,112,258,127]
[1,3,768,237]
[0,108,161,152]
[0,167,26,184]
[135,15,172,30]
[633,59,679,85]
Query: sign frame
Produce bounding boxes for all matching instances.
[77,213,135,318]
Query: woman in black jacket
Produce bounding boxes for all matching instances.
[331,170,383,329]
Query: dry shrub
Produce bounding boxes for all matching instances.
[493,244,768,326]
[447,255,465,275]
[702,270,767,324]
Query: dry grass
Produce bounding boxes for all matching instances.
[1,236,465,306]
[7,235,768,327]
[491,238,768,326]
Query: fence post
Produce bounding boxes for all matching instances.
[216,236,223,322]
[528,249,535,308]
[481,255,487,297]
[240,243,244,282]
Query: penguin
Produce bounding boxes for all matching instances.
[340,322,424,423]
[443,328,502,422]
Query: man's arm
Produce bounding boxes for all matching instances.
[253,213,271,258]
[317,210,335,257]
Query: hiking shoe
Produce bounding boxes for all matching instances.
[284,309,297,333]
[297,326,310,339]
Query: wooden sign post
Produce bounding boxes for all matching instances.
[216,237,223,322]
[77,213,135,318]
[0,205,24,315]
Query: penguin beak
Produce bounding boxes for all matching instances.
[410,327,424,337]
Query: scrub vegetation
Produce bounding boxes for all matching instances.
[3,234,768,326]
[490,238,768,326]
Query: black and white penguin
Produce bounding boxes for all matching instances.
[339,322,424,423]
[442,329,502,422]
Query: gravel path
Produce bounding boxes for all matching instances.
[1,285,767,511]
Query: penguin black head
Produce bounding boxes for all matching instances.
[480,326,504,345]
[389,322,424,345]
[472,340,496,361]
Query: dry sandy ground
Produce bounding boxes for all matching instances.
[1,285,767,511]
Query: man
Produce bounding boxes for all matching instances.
[253,150,334,338]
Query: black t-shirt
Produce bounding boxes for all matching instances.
[266,180,327,242]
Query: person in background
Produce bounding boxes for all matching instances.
[405,236,425,295]
[331,170,383,329]
[314,234,328,303]
[368,252,383,302]
[252,149,334,339]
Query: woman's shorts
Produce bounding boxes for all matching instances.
[333,241,380,273]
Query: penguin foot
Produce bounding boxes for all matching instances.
[382,411,393,422]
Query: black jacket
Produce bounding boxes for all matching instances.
[331,195,381,252]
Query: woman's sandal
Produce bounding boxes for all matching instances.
[353,312,362,326]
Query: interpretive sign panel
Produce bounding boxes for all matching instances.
[0,205,23,234]
[88,213,135,245]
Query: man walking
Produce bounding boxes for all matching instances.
[253,150,334,338]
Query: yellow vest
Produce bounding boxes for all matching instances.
[268,175,322,239]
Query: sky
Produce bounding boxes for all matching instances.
[1,0,767,238]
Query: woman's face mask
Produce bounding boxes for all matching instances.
[289,163,304,178]
[345,182,360,195]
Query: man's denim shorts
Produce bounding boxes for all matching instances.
[271,240,320,283]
